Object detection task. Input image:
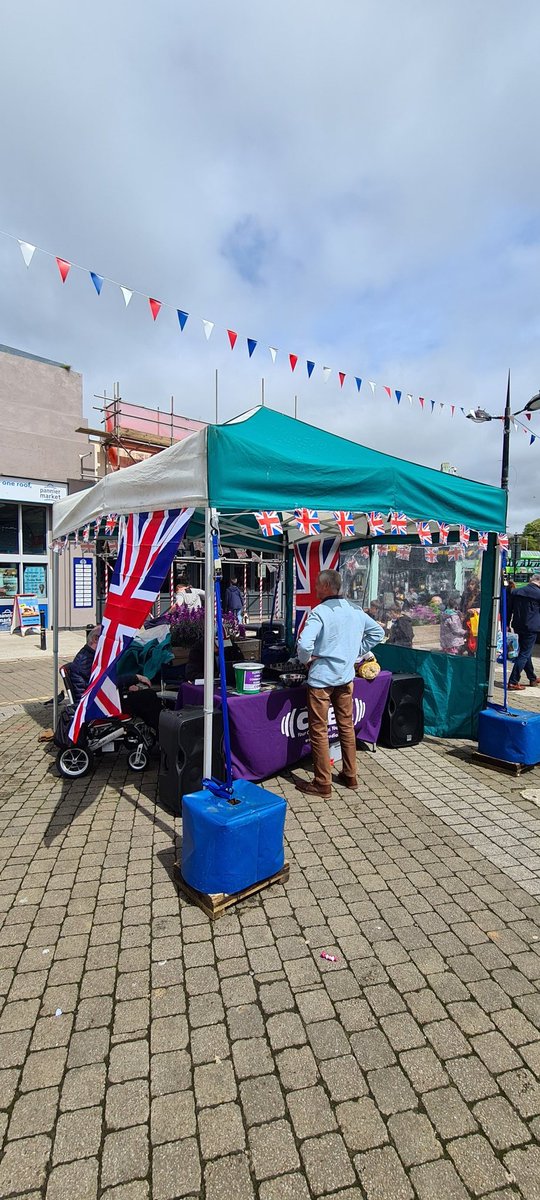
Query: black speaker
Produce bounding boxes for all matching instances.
[378,673,425,748]
[257,621,285,645]
[158,707,224,815]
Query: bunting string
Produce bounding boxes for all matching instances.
[2,227,538,446]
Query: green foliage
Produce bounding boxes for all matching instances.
[521,519,540,550]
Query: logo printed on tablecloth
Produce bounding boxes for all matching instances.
[280,697,366,740]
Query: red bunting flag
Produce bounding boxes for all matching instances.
[451,406,455,416]
[339,372,346,388]
[149,298,161,321]
[289,354,298,372]
[56,257,71,283]
[419,397,425,409]
[384,386,391,398]
[227,330,238,350]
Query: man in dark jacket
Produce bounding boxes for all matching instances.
[508,574,540,690]
[70,626,101,702]
[224,576,244,621]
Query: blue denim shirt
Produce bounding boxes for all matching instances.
[297,598,385,688]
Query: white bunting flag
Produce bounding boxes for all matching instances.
[322,366,332,383]
[202,320,214,340]
[18,241,36,268]
[368,381,376,394]
[269,347,278,363]
[407,393,413,405]
[120,286,132,307]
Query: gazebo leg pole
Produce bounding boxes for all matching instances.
[487,542,502,704]
[203,507,216,778]
[52,550,60,732]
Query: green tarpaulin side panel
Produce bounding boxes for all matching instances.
[375,538,498,738]
[207,408,507,531]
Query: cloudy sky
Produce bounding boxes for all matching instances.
[1,1,540,530]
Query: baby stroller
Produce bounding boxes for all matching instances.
[54,663,156,780]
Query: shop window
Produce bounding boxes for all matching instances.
[341,544,484,657]
[22,505,47,554]
[0,563,18,598]
[0,504,19,554]
[23,564,47,597]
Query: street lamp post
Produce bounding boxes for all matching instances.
[465,372,540,492]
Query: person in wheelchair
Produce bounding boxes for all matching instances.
[71,625,161,732]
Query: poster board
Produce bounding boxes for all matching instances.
[73,557,94,609]
[10,595,40,636]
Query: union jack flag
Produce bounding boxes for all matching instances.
[437,522,450,545]
[390,512,408,536]
[254,511,283,537]
[294,536,340,637]
[359,546,370,558]
[478,532,488,551]
[69,508,193,743]
[378,544,388,556]
[368,512,386,536]
[333,511,355,537]
[448,543,464,561]
[416,521,432,545]
[82,525,91,543]
[459,525,470,546]
[293,509,320,536]
[497,533,509,551]
[105,514,118,537]
[396,544,411,560]
[424,547,438,564]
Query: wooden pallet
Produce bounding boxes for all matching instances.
[471,750,536,777]
[174,861,290,920]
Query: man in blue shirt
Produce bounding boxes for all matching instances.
[297,569,385,797]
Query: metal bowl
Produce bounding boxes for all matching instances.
[279,673,305,687]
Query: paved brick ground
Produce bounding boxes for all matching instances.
[1,672,540,1197]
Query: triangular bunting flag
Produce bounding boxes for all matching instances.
[149,298,161,321]
[56,258,71,283]
[203,320,214,340]
[355,378,362,392]
[289,354,298,372]
[451,405,455,416]
[531,434,536,446]
[307,361,315,378]
[384,386,391,398]
[526,412,532,421]
[430,400,435,413]
[407,393,413,405]
[419,397,425,409]
[177,310,189,330]
[322,367,332,383]
[247,338,257,357]
[269,347,278,363]
[18,241,36,268]
[227,330,238,350]
[395,390,402,404]
[339,372,346,388]
[368,381,376,394]
[121,287,133,307]
[90,272,103,295]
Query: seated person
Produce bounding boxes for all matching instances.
[69,625,161,731]
[386,605,414,648]
[440,593,466,655]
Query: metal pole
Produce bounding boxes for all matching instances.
[261,378,265,407]
[294,395,298,420]
[52,549,60,730]
[501,370,511,491]
[203,507,216,777]
[215,369,219,424]
[487,542,502,703]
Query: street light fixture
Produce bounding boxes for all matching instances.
[465,373,540,490]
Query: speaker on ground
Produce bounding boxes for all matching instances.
[378,673,425,748]
[158,706,224,816]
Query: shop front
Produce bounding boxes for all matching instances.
[0,476,67,632]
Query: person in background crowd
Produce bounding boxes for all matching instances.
[440,593,467,655]
[225,576,244,622]
[459,574,481,615]
[174,577,205,610]
[386,605,414,649]
[295,569,384,797]
[508,574,540,690]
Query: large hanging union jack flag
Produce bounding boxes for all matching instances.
[69,508,193,743]
[294,536,340,637]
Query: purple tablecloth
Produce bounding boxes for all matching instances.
[177,672,392,782]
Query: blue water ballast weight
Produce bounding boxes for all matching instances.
[181,778,287,895]
[478,705,540,766]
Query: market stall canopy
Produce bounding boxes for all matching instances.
[52,406,507,539]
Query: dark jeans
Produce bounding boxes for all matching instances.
[509,630,538,685]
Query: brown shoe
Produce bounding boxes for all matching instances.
[508,683,527,691]
[530,679,540,687]
[294,780,332,798]
[335,772,358,788]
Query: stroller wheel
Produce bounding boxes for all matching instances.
[56,746,93,779]
[128,746,148,772]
